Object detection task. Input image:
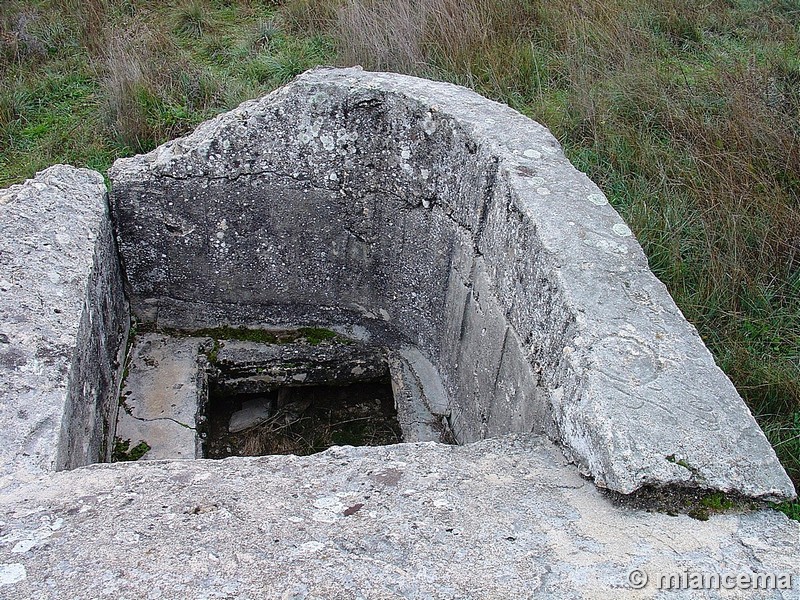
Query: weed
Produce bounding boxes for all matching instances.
[153,324,349,347]
[608,485,757,520]
[775,501,800,521]
[260,51,308,84]
[174,1,209,38]
[251,19,279,49]
[111,437,151,462]
[206,339,221,364]
[700,492,735,511]
[298,327,339,345]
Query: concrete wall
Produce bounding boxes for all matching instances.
[0,166,128,482]
[56,208,130,469]
[109,67,794,500]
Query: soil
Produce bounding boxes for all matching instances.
[205,379,402,458]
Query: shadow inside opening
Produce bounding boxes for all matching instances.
[205,378,402,458]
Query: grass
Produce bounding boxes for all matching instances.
[1,0,797,516]
[0,0,333,184]
[111,437,151,461]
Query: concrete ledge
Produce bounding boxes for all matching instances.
[0,166,128,485]
[109,67,794,500]
[115,334,205,461]
[0,436,797,598]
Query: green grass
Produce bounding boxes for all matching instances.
[0,0,335,185]
[1,0,798,515]
[111,437,151,462]
[776,500,800,521]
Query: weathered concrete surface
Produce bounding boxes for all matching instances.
[215,336,389,395]
[0,436,797,599]
[388,347,452,443]
[0,166,128,486]
[115,334,206,460]
[109,67,795,500]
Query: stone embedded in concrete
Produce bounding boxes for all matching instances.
[109,67,794,500]
[387,355,446,443]
[115,334,207,460]
[0,166,128,486]
[0,436,796,599]
[394,345,450,417]
[228,397,272,433]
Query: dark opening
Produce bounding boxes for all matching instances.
[204,378,402,458]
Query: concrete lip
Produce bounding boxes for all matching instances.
[0,436,797,599]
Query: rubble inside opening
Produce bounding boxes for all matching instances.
[204,379,402,458]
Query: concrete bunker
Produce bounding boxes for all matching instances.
[0,68,794,503]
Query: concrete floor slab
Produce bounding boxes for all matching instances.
[0,436,796,599]
[115,334,207,460]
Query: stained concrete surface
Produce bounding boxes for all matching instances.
[0,436,797,599]
[115,334,207,460]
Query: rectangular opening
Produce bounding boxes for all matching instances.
[112,329,452,463]
[204,378,402,458]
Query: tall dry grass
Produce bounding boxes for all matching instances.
[53,0,112,54]
[331,0,531,74]
[101,28,163,151]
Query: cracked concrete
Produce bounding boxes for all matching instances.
[114,334,206,460]
[0,70,798,599]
